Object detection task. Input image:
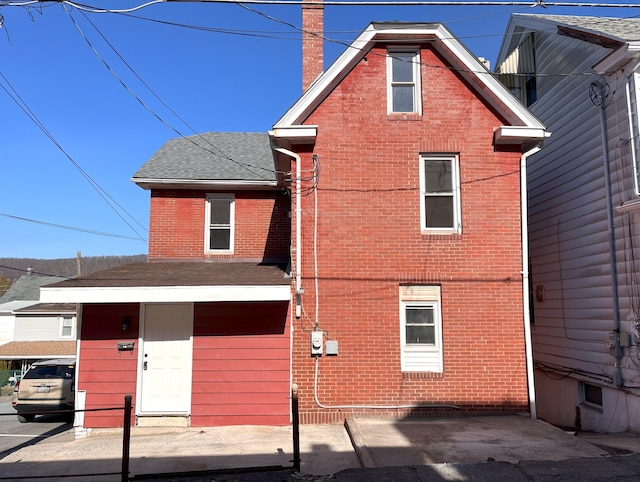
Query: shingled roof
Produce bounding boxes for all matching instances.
[40,262,291,304]
[132,132,277,188]
[514,14,640,43]
[0,275,67,303]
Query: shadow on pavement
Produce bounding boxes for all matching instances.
[0,414,73,462]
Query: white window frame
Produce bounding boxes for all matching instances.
[59,315,74,339]
[387,48,422,115]
[626,72,640,195]
[419,154,462,234]
[399,285,443,372]
[205,194,235,254]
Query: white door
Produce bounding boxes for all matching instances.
[140,303,193,414]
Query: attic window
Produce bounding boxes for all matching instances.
[387,49,421,114]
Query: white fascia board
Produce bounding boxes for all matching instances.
[269,126,318,144]
[494,126,551,145]
[131,179,278,190]
[1,354,76,360]
[436,25,544,129]
[40,285,291,304]
[593,43,640,74]
[275,22,543,130]
[274,24,381,127]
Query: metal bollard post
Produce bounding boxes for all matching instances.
[122,395,132,482]
[291,385,301,471]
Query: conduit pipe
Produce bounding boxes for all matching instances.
[520,145,541,419]
[272,144,303,318]
[596,79,624,388]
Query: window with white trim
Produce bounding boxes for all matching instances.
[420,154,461,233]
[205,194,234,253]
[59,316,74,338]
[626,73,640,195]
[400,285,443,372]
[387,49,421,114]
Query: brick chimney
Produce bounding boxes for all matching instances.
[302,0,324,91]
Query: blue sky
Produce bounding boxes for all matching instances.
[0,0,637,260]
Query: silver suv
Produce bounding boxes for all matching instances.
[12,359,76,423]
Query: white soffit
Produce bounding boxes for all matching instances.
[40,285,291,304]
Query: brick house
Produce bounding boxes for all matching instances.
[42,3,548,428]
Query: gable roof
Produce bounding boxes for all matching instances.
[496,14,640,74]
[132,132,279,190]
[272,21,547,149]
[0,275,67,303]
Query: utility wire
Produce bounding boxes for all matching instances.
[0,213,142,240]
[0,69,148,244]
[65,5,275,180]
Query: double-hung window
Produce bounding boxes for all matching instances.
[387,49,421,114]
[400,285,443,372]
[420,154,461,234]
[205,194,234,253]
[59,316,74,338]
[626,73,640,195]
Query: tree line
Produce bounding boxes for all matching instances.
[0,254,147,282]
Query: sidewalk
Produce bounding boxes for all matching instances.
[1,413,640,481]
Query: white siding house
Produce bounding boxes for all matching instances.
[0,275,76,378]
[496,14,640,433]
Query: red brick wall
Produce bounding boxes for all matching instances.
[78,304,139,427]
[191,302,291,426]
[148,190,290,261]
[302,0,324,91]
[290,43,529,422]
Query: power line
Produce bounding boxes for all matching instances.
[0,69,149,243]
[0,213,145,240]
[65,5,276,180]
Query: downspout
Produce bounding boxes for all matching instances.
[272,145,303,318]
[521,145,540,420]
[595,79,624,388]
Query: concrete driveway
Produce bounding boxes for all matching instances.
[346,415,609,468]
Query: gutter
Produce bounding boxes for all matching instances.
[270,143,303,318]
[521,145,541,419]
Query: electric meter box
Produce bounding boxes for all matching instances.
[311,331,323,356]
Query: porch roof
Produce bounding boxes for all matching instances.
[0,341,77,360]
[39,262,291,304]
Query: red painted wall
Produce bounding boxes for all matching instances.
[148,190,290,261]
[290,43,529,422]
[191,302,291,426]
[78,304,139,427]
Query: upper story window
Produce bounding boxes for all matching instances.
[626,72,640,195]
[400,285,443,372]
[387,49,421,114]
[205,194,234,253]
[59,316,74,338]
[496,33,536,107]
[420,154,462,234]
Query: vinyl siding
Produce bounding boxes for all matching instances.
[525,25,639,385]
[13,315,74,341]
[191,302,291,426]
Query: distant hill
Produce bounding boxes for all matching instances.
[0,255,148,282]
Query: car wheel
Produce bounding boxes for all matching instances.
[17,413,36,423]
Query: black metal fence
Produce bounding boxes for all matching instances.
[1,391,302,481]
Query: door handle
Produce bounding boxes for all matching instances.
[143,361,148,371]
